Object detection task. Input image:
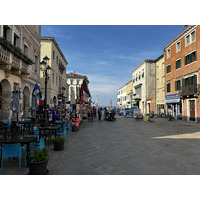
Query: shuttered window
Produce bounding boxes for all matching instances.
[167,83,171,93]
[175,80,181,91]
[176,59,181,69]
[185,51,197,66]
[167,65,171,74]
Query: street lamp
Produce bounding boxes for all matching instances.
[40,55,51,126]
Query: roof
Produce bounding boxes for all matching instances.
[41,36,68,65]
[155,54,164,62]
[163,25,196,50]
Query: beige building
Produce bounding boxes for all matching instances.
[117,85,127,109]
[0,25,41,120]
[66,71,89,105]
[155,54,165,116]
[40,36,68,107]
[126,80,132,108]
[132,59,156,114]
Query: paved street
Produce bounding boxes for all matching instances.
[2,116,200,175]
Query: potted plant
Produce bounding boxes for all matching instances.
[27,148,49,175]
[52,136,65,151]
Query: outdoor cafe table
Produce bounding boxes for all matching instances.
[39,126,60,146]
[2,136,37,154]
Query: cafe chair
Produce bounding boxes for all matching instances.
[0,143,27,173]
[33,126,39,136]
[56,122,67,143]
[25,119,32,131]
[66,122,71,135]
[29,137,45,151]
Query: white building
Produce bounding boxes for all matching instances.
[132,59,156,114]
[66,71,90,105]
[117,85,127,109]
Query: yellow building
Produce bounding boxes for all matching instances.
[155,54,165,116]
[126,80,133,108]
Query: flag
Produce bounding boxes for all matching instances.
[33,83,42,100]
[39,91,44,105]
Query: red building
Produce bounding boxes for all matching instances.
[163,25,200,122]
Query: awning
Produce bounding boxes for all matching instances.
[132,100,138,104]
[165,99,180,103]
[134,84,142,89]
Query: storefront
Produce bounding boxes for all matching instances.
[165,94,182,119]
[157,104,165,117]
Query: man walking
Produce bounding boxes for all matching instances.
[98,107,102,121]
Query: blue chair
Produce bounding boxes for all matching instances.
[0,143,27,173]
[56,121,67,143]
[66,122,71,135]
[33,126,39,136]
[25,119,32,130]
[29,137,45,151]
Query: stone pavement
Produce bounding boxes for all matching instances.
[2,115,200,175]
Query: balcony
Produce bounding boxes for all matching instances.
[0,37,33,76]
[179,84,200,97]
[132,93,141,100]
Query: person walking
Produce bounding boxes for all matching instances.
[98,107,102,121]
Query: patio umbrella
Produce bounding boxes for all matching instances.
[10,85,22,123]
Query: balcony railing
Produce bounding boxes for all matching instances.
[0,44,10,64]
[179,84,200,96]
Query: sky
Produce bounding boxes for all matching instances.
[41,25,184,106]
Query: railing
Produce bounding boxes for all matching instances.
[12,55,20,69]
[0,44,10,64]
[179,84,200,96]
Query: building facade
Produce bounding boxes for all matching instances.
[126,80,133,108]
[163,25,200,122]
[0,25,41,120]
[40,36,68,107]
[117,85,126,109]
[155,54,165,116]
[132,60,156,114]
[66,71,90,105]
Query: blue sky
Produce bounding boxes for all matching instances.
[41,25,184,106]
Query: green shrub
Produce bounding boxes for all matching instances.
[29,148,49,163]
[52,136,65,143]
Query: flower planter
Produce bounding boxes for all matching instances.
[27,159,48,175]
[53,141,64,151]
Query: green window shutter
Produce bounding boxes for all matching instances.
[176,61,178,69]
[175,81,177,91]
[194,74,197,85]
[185,56,187,65]
[180,59,181,68]
[167,66,168,73]
[188,77,192,86]
[195,51,197,61]
[182,78,185,87]
[169,65,171,72]
[189,53,192,63]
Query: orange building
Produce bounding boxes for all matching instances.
[163,25,200,122]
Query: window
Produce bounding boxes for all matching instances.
[185,51,197,65]
[14,33,20,48]
[53,50,55,60]
[167,83,171,93]
[35,55,38,72]
[139,72,141,80]
[186,35,190,46]
[185,30,196,46]
[176,59,181,70]
[56,76,58,86]
[162,90,165,98]
[162,63,165,71]
[24,44,28,56]
[52,73,54,84]
[157,91,159,99]
[167,65,171,74]
[133,76,135,83]
[157,78,159,86]
[56,56,58,64]
[176,41,181,53]
[142,69,144,77]
[136,74,138,81]
[175,80,181,91]
[162,76,165,85]
[3,25,12,42]
[70,80,73,85]
[167,49,171,59]
[191,31,196,42]
[157,66,159,74]
[77,80,80,85]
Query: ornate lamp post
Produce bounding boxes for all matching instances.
[40,55,51,126]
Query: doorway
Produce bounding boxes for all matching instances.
[190,100,195,121]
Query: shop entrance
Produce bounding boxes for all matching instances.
[190,100,195,121]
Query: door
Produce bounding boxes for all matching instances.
[190,100,195,121]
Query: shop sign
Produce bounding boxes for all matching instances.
[165,94,180,99]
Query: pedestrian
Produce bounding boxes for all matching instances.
[98,107,102,121]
